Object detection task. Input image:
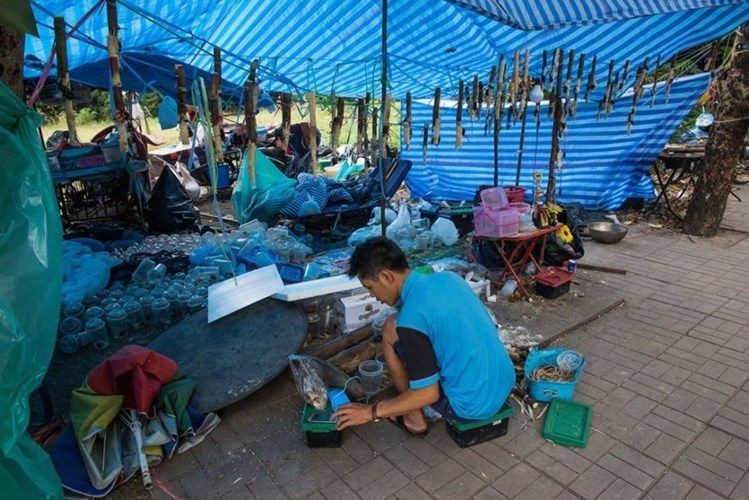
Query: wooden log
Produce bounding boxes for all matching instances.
[576,263,627,275]
[281,92,292,150]
[327,340,382,374]
[210,46,224,163]
[53,16,79,145]
[381,93,391,158]
[175,64,189,145]
[403,91,412,149]
[356,97,366,156]
[303,325,374,358]
[106,0,129,155]
[307,91,318,170]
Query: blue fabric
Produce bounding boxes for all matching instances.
[395,272,515,420]
[402,73,710,210]
[25,2,749,99]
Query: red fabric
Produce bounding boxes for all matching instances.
[86,345,178,414]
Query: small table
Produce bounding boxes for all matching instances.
[473,225,560,297]
[648,144,706,220]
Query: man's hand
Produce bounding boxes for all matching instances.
[332,403,373,430]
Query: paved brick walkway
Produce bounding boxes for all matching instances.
[131,187,749,499]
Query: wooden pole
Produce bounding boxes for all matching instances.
[356,97,365,156]
[106,0,129,155]
[456,79,464,149]
[175,64,189,145]
[378,0,389,237]
[53,17,79,146]
[281,92,292,151]
[431,87,441,145]
[245,60,259,186]
[307,91,318,171]
[515,49,530,185]
[403,91,412,150]
[331,96,345,153]
[493,55,506,186]
[210,46,224,162]
[546,49,565,207]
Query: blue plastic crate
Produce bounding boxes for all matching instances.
[276,263,305,284]
[524,348,585,403]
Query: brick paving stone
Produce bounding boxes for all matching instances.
[524,450,580,486]
[382,445,432,479]
[598,453,656,490]
[685,485,726,500]
[357,469,411,500]
[645,472,695,500]
[718,437,749,470]
[491,462,541,498]
[319,479,361,500]
[472,485,508,500]
[602,478,643,500]
[682,445,744,482]
[730,473,749,500]
[652,403,705,431]
[643,413,698,442]
[642,359,675,379]
[662,388,701,412]
[720,367,749,387]
[393,482,432,500]
[341,432,378,464]
[685,396,724,422]
[672,457,738,496]
[645,433,688,464]
[513,473,565,500]
[401,438,451,469]
[343,456,395,491]
[692,427,733,456]
[282,465,339,500]
[313,447,360,476]
[660,366,693,386]
[688,373,737,397]
[503,428,547,459]
[414,457,466,494]
[431,471,487,500]
[450,447,504,483]
[569,464,616,499]
[622,394,659,420]
[727,391,749,413]
[176,467,219,499]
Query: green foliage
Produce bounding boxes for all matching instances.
[36,103,62,124]
[76,107,98,125]
[87,89,111,121]
[139,91,162,117]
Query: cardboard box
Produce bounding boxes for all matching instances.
[335,292,387,333]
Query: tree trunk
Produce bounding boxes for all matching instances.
[683,27,749,236]
[0,26,25,98]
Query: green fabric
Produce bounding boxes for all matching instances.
[155,374,196,434]
[69,387,124,441]
[0,81,63,498]
[0,0,38,36]
[231,148,296,223]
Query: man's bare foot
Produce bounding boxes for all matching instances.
[400,410,428,433]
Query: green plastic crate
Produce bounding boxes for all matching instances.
[542,398,591,448]
[447,402,515,431]
[300,402,336,433]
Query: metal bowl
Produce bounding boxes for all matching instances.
[587,222,629,244]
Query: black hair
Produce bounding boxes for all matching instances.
[347,237,410,280]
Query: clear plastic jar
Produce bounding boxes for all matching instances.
[59,316,82,337]
[123,300,145,330]
[85,317,109,350]
[106,305,128,339]
[151,297,172,327]
[84,306,105,321]
[63,302,85,321]
[187,295,205,314]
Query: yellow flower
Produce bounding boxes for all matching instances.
[557,224,574,244]
[546,203,563,216]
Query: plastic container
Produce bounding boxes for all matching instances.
[164,289,181,319]
[132,258,156,284]
[84,306,105,321]
[59,332,84,353]
[63,302,85,321]
[208,163,231,189]
[59,316,82,337]
[535,267,574,299]
[123,300,145,330]
[524,348,586,403]
[151,297,172,327]
[187,295,205,314]
[146,263,167,286]
[473,207,520,238]
[138,295,154,322]
[509,202,531,214]
[480,187,509,209]
[178,291,192,317]
[85,317,109,350]
[82,292,99,307]
[106,306,128,339]
[502,185,526,203]
[542,398,592,448]
[300,402,341,448]
[358,360,384,396]
[446,402,514,448]
[277,263,305,284]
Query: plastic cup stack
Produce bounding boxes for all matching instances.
[106,305,128,339]
[86,317,109,350]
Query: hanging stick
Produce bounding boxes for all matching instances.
[650,54,661,106]
[431,87,441,145]
[548,48,560,118]
[363,92,371,153]
[493,55,506,186]
[541,50,548,90]
[515,49,531,186]
[484,66,497,135]
[626,57,650,134]
[563,49,575,110]
[331,96,345,152]
[307,91,318,170]
[665,57,676,103]
[456,80,464,148]
[546,49,565,206]
[477,80,484,118]
[210,47,224,163]
[571,53,585,118]
[106,0,130,155]
[175,64,189,145]
[370,98,378,167]
[244,60,259,185]
[618,59,631,92]
[422,123,429,164]
[584,54,597,102]
[281,92,292,151]
[608,70,618,116]
[509,50,520,121]
[403,91,412,149]
[598,59,614,120]
[356,97,366,156]
[381,94,391,158]
[470,75,479,121]
[54,17,80,146]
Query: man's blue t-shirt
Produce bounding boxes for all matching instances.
[395,271,515,420]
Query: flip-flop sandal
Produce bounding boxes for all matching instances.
[387,416,429,438]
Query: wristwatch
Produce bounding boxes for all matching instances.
[371,402,381,422]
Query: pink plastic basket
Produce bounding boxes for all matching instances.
[503,186,526,203]
[480,187,509,209]
[473,207,520,238]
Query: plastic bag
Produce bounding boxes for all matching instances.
[431,217,459,246]
[385,204,410,240]
[232,149,296,223]
[157,95,179,129]
[61,241,122,307]
[144,166,200,233]
[0,81,64,497]
[348,225,382,247]
[288,355,328,410]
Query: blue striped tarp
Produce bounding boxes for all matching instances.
[25,1,749,99]
[401,73,709,210]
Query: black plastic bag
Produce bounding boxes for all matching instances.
[144,167,200,233]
